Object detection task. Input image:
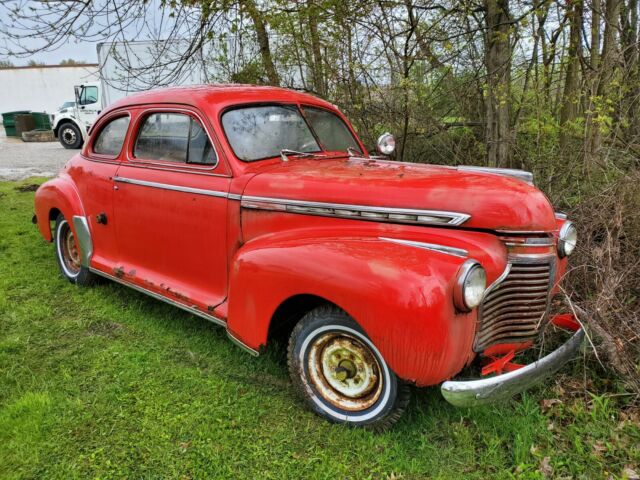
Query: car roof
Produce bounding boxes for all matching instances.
[105,84,337,114]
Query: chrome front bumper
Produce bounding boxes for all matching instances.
[441,328,585,407]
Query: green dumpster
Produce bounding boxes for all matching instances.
[31,112,52,130]
[2,110,31,137]
[15,114,36,136]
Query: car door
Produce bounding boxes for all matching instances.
[112,106,230,312]
[75,85,101,131]
[72,110,131,272]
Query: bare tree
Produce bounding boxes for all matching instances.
[484,0,513,167]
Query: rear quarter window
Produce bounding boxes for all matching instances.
[93,116,130,156]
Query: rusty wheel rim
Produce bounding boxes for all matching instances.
[58,220,81,276]
[307,332,383,411]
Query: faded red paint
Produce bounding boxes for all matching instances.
[34,85,573,387]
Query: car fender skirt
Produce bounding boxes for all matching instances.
[441,328,585,407]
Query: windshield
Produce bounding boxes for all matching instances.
[302,106,361,154]
[221,104,360,161]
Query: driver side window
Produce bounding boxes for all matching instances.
[134,112,216,165]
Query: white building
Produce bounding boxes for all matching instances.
[0,64,99,113]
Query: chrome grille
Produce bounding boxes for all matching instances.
[474,260,553,352]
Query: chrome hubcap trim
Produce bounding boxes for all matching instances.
[306,330,383,412]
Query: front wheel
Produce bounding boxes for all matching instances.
[54,214,96,286]
[288,306,410,430]
[58,123,83,149]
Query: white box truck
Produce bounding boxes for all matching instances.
[53,40,207,149]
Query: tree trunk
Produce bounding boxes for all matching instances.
[586,0,620,162]
[620,0,639,136]
[241,0,280,86]
[484,0,512,167]
[306,0,325,96]
[585,0,601,162]
[560,0,584,150]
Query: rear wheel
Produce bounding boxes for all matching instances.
[288,306,410,430]
[54,214,96,286]
[58,123,83,149]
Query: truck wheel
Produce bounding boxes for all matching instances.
[54,214,96,286]
[288,306,410,430]
[59,123,83,149]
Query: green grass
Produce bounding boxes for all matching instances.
[1,179,638,479]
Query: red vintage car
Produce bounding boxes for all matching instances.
[34,85,583,429]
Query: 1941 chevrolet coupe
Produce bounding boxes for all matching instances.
[34,85,584,429]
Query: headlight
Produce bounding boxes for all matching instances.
[558,221,577,257]
[453,260,487,312]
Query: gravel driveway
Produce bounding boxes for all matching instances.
[0,129,75,181]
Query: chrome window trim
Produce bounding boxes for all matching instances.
[379,237,468,258]
[127,106,220,171]
[241,195,471,226]
[113,176,230,199]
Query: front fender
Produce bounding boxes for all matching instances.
[34,174,85,241]
[227,233,504,386]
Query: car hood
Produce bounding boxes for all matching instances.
[242,157,557,232]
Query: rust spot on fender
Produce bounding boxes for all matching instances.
[128,269,137,277]
[207,305,215,312]
[113,266,125,278]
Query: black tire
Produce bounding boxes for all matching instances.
[288,306,410,431]
[58,123,83,149]
[54,214,96,286]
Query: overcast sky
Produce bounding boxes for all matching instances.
[0,5,98,65]
[0,0,172,66]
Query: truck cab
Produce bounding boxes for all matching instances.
[53,82,102,149]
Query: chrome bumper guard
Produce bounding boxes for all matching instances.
[441,328,585,407]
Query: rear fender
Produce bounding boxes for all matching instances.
[34,174,85,242]
[227,233,505,386]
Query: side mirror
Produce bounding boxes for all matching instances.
[376,132,396,156]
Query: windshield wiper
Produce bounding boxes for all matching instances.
[347,147,363,157]
[280,149,322,162]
